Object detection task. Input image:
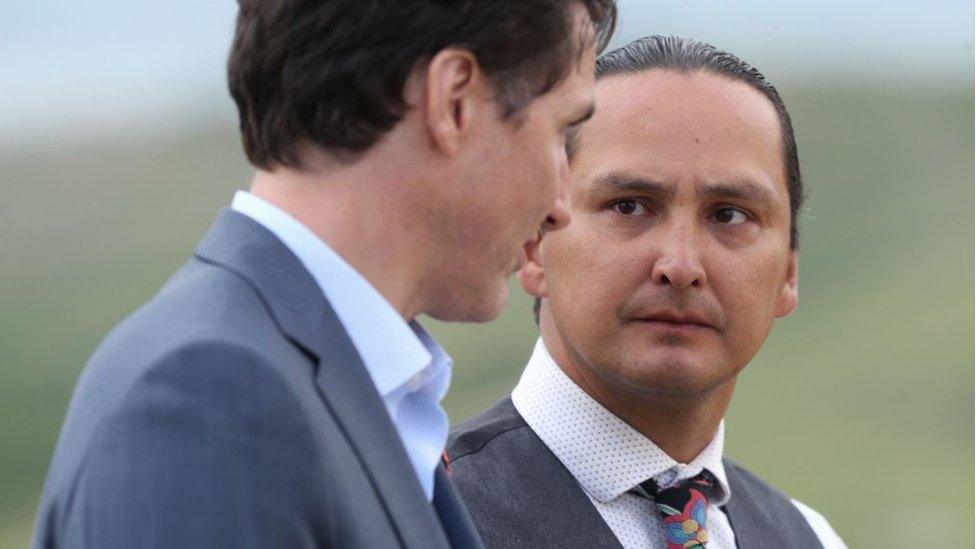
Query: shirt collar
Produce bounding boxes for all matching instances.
[230,190,450,397]
[511,338,730,505]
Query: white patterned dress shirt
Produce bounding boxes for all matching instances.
[231,190,451,501]
[512,338,846,548]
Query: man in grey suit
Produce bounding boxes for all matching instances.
[447,36,846,548]
[32,1,616,547]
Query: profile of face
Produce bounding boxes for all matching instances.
[520,69,799,399]
[423,8,598,323]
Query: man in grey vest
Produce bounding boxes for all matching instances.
[32,2,617,548]
[447,36,846,548]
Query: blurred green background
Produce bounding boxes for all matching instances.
[2,1,973,548]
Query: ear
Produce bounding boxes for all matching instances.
[518,233,548,299]
[775,251,799,318]
[423,48,482,156]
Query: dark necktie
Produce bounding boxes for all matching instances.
[632,470,716,549]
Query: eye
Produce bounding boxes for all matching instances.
[611,199,648,216]
[710,207,749,225]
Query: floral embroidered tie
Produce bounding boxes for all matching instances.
[632,470,715,549]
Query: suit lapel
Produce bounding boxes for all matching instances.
[314,321,451,548]
[194,209,451,549]
[433,464,485,549]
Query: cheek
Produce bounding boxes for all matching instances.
[547,236,640,325]
[711,253,788,333]
[532,128,566,183]
[529,145,561,205]
[510,138,559,208]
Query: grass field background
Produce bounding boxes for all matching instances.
[2,83,972,547]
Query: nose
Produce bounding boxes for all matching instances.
[541,165,571,232]
[541,193,570,232]
[650,224,707,289]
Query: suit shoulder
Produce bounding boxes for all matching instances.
[448,396,529,461]
[137,337,287,385]
[147,256,277,335]
[91,256,297,375]
[86,338,314,460]
[47,339,331,549]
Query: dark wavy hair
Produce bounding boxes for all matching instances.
[228,0,616,169]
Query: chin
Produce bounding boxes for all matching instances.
[427,280,509,323]
[614,352,734,398]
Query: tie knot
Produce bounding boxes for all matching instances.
[632,470,715,549]
[643,469,716,499]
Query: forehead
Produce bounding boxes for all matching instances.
[575,70,786,198]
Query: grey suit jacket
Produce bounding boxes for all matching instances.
[447,397,822,549]
[33,209,484,549]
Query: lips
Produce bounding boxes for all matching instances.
[631,311,717,332]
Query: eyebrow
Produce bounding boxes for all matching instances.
[588,173,676,199]
[588,173,777,209]
[698,181,776,209]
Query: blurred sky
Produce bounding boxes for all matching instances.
[1,0,973,148]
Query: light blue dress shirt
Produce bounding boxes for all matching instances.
[231,190,451,501]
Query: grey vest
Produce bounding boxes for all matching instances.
[447,397,822,548]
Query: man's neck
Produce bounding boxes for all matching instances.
[541,326,735,464]
[249,164,433,321]
[591,382,734,464]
